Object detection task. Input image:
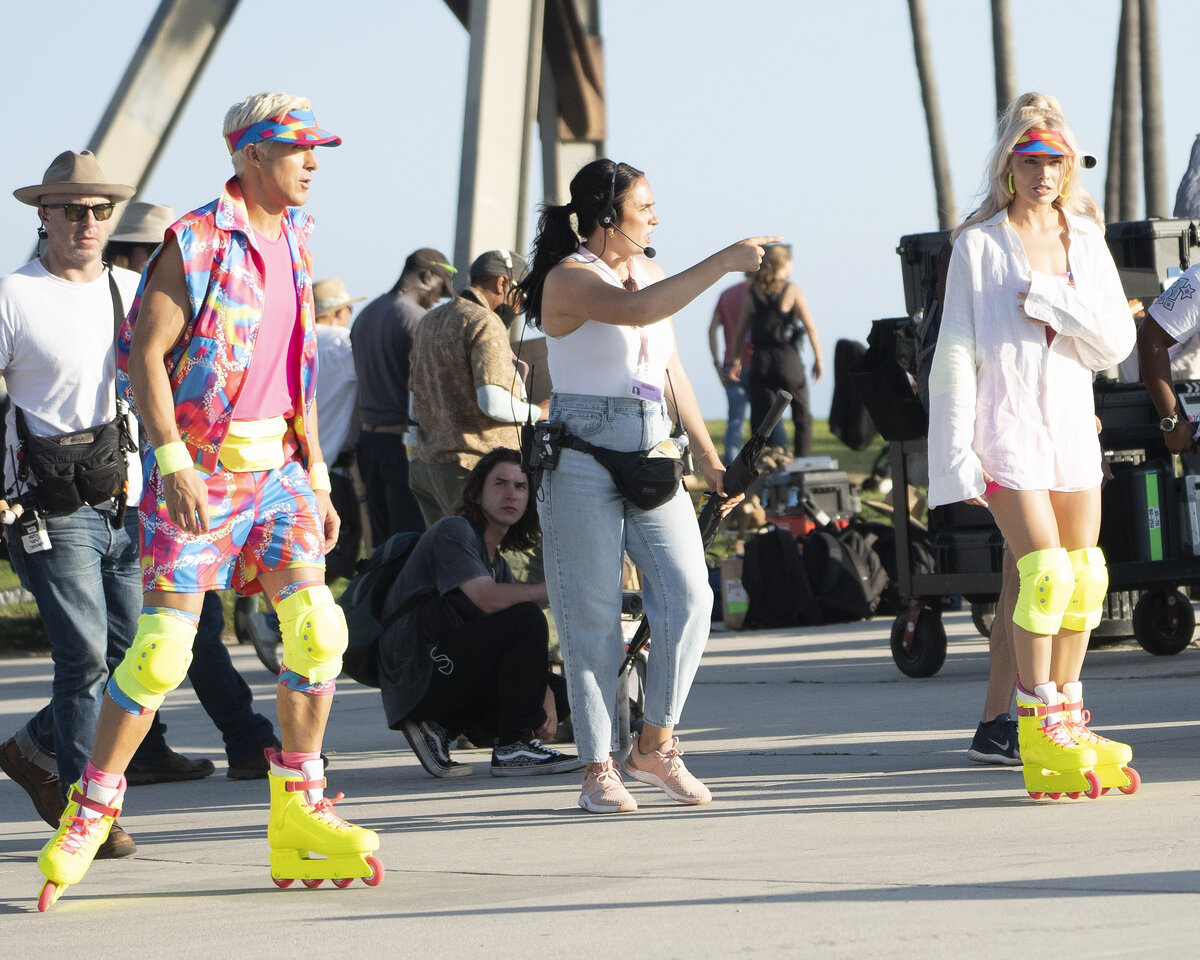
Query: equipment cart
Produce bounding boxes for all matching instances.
[887,380,1200,677]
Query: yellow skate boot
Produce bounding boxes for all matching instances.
[1060,681,1139,795]
[36,779,123,911]
[1015,683,1101,800]
[267,753,382,889]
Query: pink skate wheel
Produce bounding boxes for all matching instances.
[271,875,293,888]
[362,855,384,887]
[1083,771,1103,800]
[1118,766,1141,795]
[1047,792,1062,800]
[301,878,324,889]
[332,877,354,888]
[1027,791,1045,800]
[1066,791,1082,799]
[37,881,58,912]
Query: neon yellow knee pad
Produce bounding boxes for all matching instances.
[277,585,348,684]
[111,611,197,712]
[1060,547,1108,631]
[1013,547,1075,635]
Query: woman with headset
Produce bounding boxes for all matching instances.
[520,158,775,814]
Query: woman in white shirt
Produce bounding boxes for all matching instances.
[520,158,774,814]
[927,93,1137,799]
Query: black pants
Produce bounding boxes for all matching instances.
[407,602,568,745]
[750,345,812,458]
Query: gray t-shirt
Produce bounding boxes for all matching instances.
[377,515,511,727]
[350,290,426,426]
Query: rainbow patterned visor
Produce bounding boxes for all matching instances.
[1011,128,1075,157]
[225,109,341,155]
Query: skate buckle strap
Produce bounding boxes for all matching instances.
[1016,701,1062,719]
[285,776,327,793]
[66,786,120,820]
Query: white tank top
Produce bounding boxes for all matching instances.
[545,249,676,399]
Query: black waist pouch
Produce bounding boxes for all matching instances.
[19,415,127,514]
[562,434,686,511]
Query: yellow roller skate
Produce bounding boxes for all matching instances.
[267,754,382,889]
[36,780,123,912]
[1016,683,1101,801]
[1060,681,1139,796]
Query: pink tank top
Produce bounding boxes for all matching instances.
[235,226,302,418]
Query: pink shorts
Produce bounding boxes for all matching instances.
[139,458,324,595]
[982,480,1006,500]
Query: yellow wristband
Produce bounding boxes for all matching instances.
[155,441,192,476]
[309,461,332,492]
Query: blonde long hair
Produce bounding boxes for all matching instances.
[751,243,792,299]
[954,92,1103,241]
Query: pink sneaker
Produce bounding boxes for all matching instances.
[624,737,711,805]
[578,760,638,814]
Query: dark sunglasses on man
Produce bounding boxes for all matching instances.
[41,202,116,223]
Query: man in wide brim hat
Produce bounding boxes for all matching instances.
[13,149,134,206]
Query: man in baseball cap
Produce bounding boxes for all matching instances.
[351,247,458,543]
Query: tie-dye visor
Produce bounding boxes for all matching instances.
[1011,128,1075,157]
[225,108,342,155]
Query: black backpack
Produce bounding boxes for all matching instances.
[802,529,886,623]
[337,531,423,687]
[742,527,822,627]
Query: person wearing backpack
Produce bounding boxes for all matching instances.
[377,448,579,779]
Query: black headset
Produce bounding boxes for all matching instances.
[600,161,621,227]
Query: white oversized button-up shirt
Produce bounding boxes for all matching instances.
[927,210,1136,507]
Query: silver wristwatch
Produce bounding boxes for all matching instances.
[1160,413,1180,432]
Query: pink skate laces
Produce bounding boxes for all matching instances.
[55,787,119,854]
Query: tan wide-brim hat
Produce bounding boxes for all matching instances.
[108,202,176,245]
[14,150,136,206]
[314,277,366,316]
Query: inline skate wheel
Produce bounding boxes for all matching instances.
[37,881,60,912]
[272,875,294,889]
[1101,787,1110,795]
[333,877,354,888]
[302,878,323,889]
[1066,791,1082,799]
[1084,771,1103,800]
[1118,767,1141,795]
[1027,791,1045,800]
[1047,792,1062,800]
[362,855,384,887]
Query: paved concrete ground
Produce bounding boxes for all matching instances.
[1,611,1197,958]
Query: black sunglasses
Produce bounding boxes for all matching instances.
[42,202,116,223]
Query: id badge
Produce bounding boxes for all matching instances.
[629,364,664,403]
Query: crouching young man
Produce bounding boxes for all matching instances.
[378,448,580,778]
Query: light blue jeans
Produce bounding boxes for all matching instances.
[538,393,712,762]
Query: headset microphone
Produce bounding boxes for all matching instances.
[603,161,656,257]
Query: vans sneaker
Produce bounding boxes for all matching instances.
[491,739,583,777]
[399,719,472,778]
[578,759,637,814]
[623,737,712,804]
[967,713,1021,765]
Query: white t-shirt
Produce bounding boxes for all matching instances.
[0,259,143,501]
[546,250,676,399]
[314,323,358,461]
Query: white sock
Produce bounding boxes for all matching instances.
[300,759,325,805]
[1061,680,1083,722]
[80,779,121,820]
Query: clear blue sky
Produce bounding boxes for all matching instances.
[3,1,1196,423]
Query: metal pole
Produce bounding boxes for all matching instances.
[515,0,545,255]
[1119,0,1141,221]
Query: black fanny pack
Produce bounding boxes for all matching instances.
[16,408,132,515]
[560,434,686,511]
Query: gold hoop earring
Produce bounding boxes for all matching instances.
[1007,172,1015,195]
[1058,177,1071,200]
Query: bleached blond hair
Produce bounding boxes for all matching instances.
[224,92,312,174]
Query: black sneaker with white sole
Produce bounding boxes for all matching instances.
[491,739,584,777]
[967,713,1021,765]
[399,718,472,778]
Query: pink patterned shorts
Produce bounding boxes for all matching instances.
[139,458,324,594]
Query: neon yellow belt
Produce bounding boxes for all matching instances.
[219,416,288,472]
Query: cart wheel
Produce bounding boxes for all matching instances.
[1131,589,1195,656]
[970,602,996,639]
[890,607,947,677]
